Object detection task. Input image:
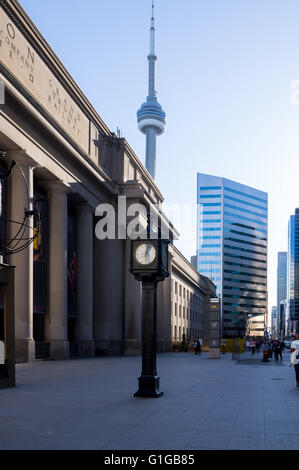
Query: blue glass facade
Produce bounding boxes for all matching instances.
[197,174,268,338]
[276,252,287,336]
[287,211,299,333]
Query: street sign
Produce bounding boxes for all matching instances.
[209,298,221,358]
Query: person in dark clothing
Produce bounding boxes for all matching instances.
[273,340,283,361]
[278,341,283,361]
[193,338,198,355]
[273,340,279,361]
[194,339,201,355]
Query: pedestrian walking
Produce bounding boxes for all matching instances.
[278,340,283,361]
[289,346,299,387]
[273,340,279,361]
[194,338,201,355]
[193,338,198,355]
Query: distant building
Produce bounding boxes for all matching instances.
[170,246,216,346]
[287,209,299,335]
[271,306,277,336]
[196,173,268,339]
[277,252,287,333]
[190,255,197,269]
[279,300,288,339]
[246,315,266,338]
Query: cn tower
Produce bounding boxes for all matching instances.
[137,0,166,181]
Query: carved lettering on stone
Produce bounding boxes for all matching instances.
[0,9,90,153]
[89,122,99,163]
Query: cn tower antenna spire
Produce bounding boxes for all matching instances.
[137,0,166,181]
[150,0,155,56]
[152,1,155,27]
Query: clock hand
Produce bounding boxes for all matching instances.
[145,245,150,261]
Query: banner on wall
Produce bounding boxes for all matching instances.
[67,213,77,318]
[33,192,48,315]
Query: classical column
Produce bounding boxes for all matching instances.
[123,238,142,355]
[163,251,173,352]
[7,151,35,363]
[75,203,94,357]
[44,181,69,360]
[156,279,165,353]
[93,236,124,356]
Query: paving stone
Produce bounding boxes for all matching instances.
[0,352,298,450]
[227,432,265,450]
[265,419,298,434]
[265,433,299,450]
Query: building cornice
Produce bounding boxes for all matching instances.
[1,0,111,138]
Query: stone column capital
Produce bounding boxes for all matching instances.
[43,180,70,195]
[75,202,95,216]
[5,150,37,168]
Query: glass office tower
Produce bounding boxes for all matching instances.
[197,174,268,339]
[276,252,287,336]
[287,210,299,334]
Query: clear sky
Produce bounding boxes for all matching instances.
[18,0,299,314]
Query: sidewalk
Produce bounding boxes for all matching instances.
[0,350,298,450]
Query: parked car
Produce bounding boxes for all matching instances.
[284,341,292,349]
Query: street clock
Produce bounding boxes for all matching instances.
[130,236,170,398]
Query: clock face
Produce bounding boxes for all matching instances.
[135,243,157,265]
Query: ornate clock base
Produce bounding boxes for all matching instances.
[134,375,164,398]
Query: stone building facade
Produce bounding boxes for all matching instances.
[0,0,216,363]
[168,246,215,345]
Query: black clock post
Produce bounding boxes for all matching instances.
[130,234,169,398]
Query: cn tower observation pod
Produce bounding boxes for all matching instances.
[137,97,166,136]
